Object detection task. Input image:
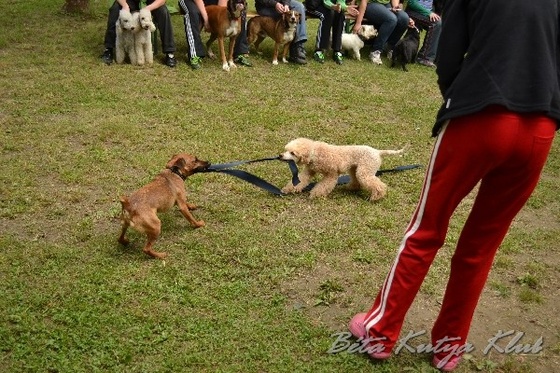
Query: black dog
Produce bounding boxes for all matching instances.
[391,26,420,72]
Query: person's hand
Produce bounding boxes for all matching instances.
[346,4,358,17]
[429,12,441,22]
[203,18,210,32]
[352,22,362,34]
[332,3,341,13]
[275,2,289,13]
[408,18,415,27]
[391,3,402,12]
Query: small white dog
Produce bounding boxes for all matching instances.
[115,9,140,65]
[279,138,403,201]
[135,8,156,66]
[341,25,378,60]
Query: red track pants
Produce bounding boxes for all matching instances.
[363,106,556,358]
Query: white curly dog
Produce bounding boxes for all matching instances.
[279,138,403,201]
[136,8,156,66]
[341,25,378,61]
[115,9,140,65]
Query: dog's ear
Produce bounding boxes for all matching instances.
[166,154,181,169]
[293,149,308,164]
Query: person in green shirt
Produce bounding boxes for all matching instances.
[306,0,359,64]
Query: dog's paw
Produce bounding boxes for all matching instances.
[193,220,205,228]
[281,58,288,64]
[222,63,230,72]
[309,191,327,199]
[118,237,130,246]
[281,185,295,194]
[228,61,237,69]
[272,59,279,65]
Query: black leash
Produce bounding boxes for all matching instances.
[197,156,422,196]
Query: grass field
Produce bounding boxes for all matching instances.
[1,1,559,372]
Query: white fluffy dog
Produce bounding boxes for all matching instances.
[136,8,156,66]
[115,9,140,65]
[279,138,403,201]
[341,25,378,60]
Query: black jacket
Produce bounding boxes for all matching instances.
[433,0,560,136]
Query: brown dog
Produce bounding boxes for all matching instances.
[118,153,209,259]
[205,0,246,71]
[247,10,300,65]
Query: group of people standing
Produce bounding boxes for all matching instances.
[100,0,443,69]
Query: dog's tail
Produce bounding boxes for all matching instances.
[379,148,405,157]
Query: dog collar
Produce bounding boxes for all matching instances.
[167,166,187,180]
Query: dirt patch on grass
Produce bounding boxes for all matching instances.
[280,206,560,372]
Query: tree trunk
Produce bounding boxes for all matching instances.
[63,0,90,13]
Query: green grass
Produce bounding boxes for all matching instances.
[1,1,559,372]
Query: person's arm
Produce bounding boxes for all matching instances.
[193,0,209,29]
[352,0,368,32]
[436,0,469,96]
[390,0,401,12]
[117,0,130,10]
[257,0,288,11]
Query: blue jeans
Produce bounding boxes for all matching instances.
[256,1,308,43]
[364,2,409,52]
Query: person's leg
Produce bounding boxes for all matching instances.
[331,11,345,64]
[148,1,175,53]
[233,11,252,66]
[421,18,441,63]
[307,5,330,62]
[386,9,409,51]
[358,106,551,353]
[365,3,396,52]
[357,119,491,353]
[178,0,205,68]
[103,1,121,50]
[431,110,556,364]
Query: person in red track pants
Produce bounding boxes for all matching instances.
[348,0,560,371]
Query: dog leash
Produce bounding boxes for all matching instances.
[196,157,422,196]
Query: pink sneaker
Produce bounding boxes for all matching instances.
[348,313,391,360]
[432,355,462,372]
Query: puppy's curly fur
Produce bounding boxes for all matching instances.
[279,138,404,201]
[135,8,156,66]
[115,9,140,65]
[341,25,378,61]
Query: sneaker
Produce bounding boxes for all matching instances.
[348,313,392,360]
[189,56,202,70]
[234,54,253,67]
[164,53,177,67]
[369,50,382,65]
[433,355,462,372]
[313,50,325,63]
[417,58,436,68]
[333,51,343,65]
[101,48,113,65]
